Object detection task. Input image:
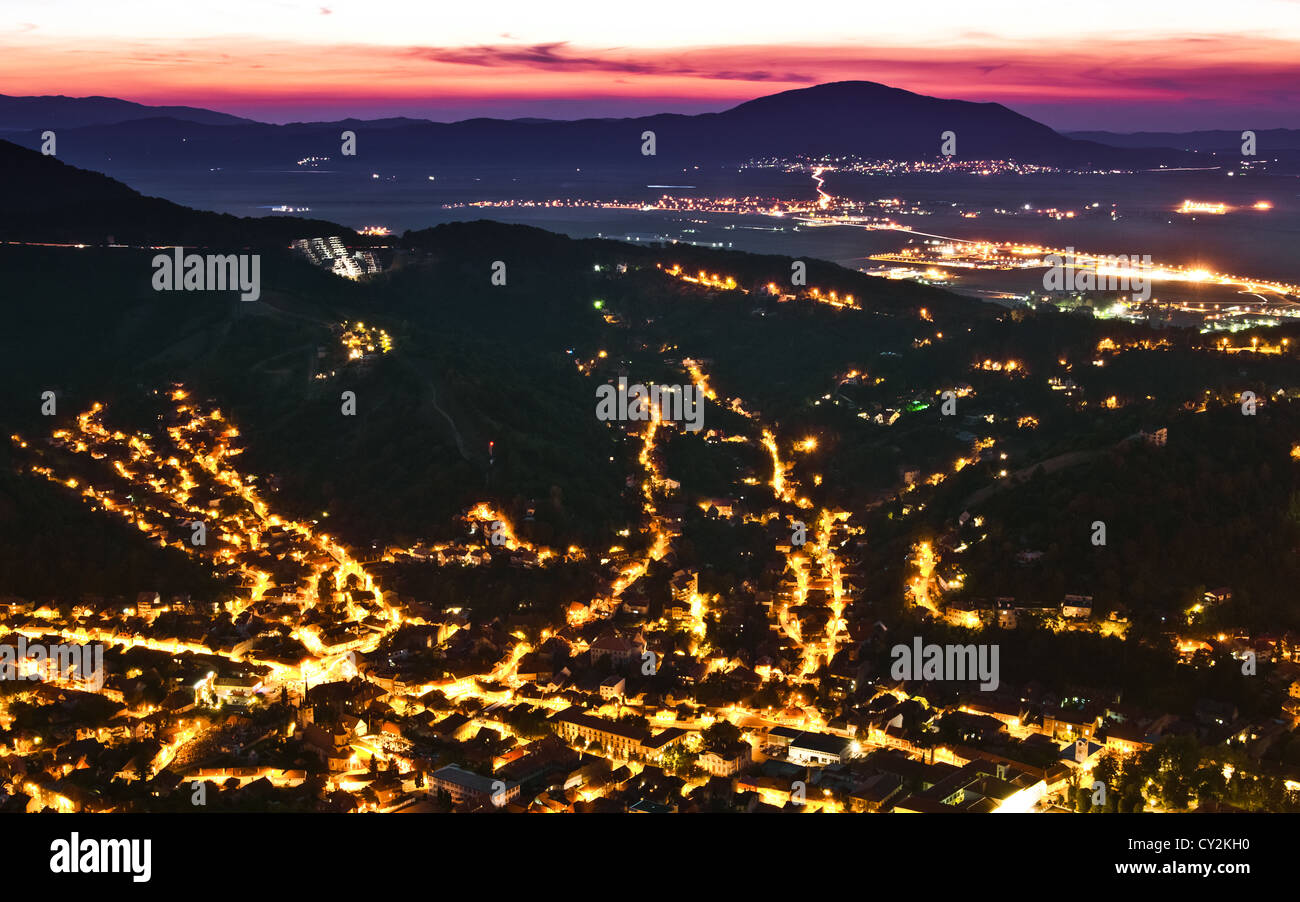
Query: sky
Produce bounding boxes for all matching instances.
[2,0,1299,130]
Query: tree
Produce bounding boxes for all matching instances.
[1193,764,1223,806]
[662,745,698,777]
[701,720,742,754]
[1093,752,1119,792]
[615,712,649,733]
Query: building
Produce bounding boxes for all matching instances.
[1043,708,1100,742]
[641,728,688,761]
[1204,587,1233,606]
[670,570,699,605]
[787,731,853,767]
[551,708,684,761]
[699,498,736,518]
[997,604,1018,629]
[666,597,692,622]
[1061,595,1093,620]
[291,236,379,280]
[1138,425,1167,447]
[698,742,752,777]
[428,765,519,808]
[764,726,802,753]
[958,698,1027,731]
[135,591,160,617]
[599,675,626,700]
[849,773,905,812]
[590,632,644,669]
[302,721,352,772]
[552,708,648,757]
[1100,724,1153,756]
[893,760,1045,813]
[212,674,262,706]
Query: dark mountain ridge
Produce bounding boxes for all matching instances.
[0,139,355,246]
[5,81,1192,171]
[1068,127,1300,152]
[0,93,255,130]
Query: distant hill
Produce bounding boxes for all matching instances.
[0,139,355,246]
[0,93,255,130]
[5,81,1189,171]
[1067,127,1300,153]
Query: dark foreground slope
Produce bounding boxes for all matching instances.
[4,144,1300,636]
[0,138,356,246]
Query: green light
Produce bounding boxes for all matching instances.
[593,300,604,310]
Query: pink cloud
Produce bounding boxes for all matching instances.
[0,34,1295,127]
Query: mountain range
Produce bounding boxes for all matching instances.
[0,93,255,131]
[2,81,1193,171]
[1067,128,1300,153]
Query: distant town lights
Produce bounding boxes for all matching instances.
[1178,200,1228,215]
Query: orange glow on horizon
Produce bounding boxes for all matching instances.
[3,21,1299,124]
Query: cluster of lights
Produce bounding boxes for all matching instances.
[340,321,393,359]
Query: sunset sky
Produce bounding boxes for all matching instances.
[3,0,1299,130]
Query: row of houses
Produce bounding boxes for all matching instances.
[550,707,687,762]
